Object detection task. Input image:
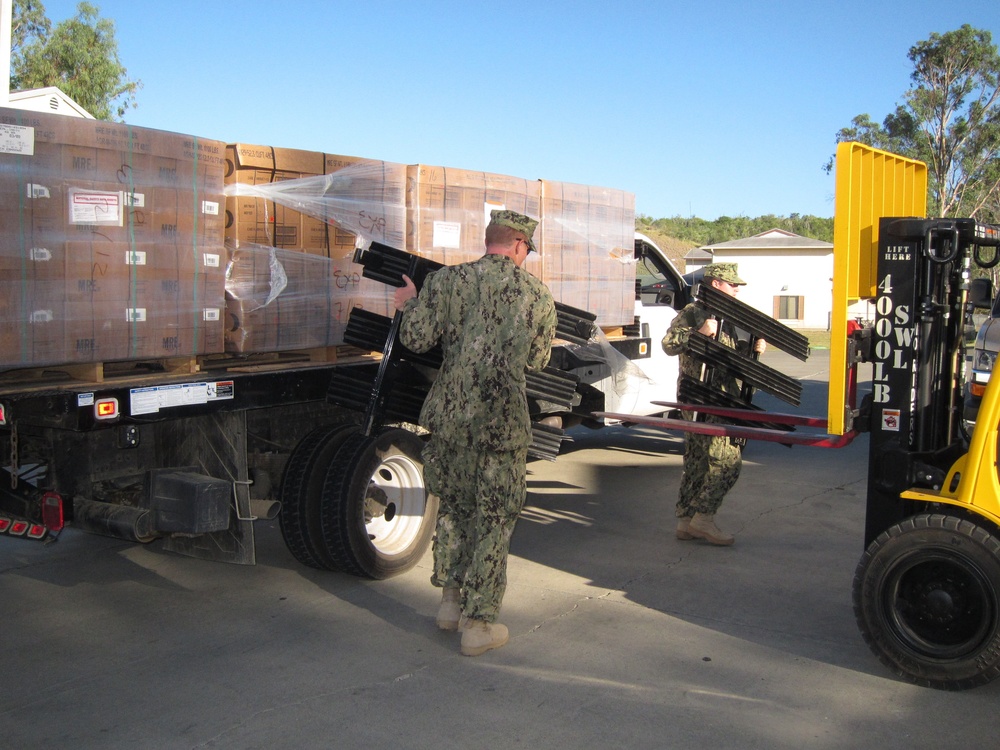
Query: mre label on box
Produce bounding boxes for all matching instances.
[0,123,34,155]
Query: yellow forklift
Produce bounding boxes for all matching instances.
[601,142,1000,690]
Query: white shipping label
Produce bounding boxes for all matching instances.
[203,308,220,321]
[432,221,462,249]
[201,200,220,215]
[69,188,123,225]
[29,247,52,261]
[125,307,147,322]
[125,250,147,265]
[123,191,145,208]
[0,124,35,155]
[203,253,220,268]
[26,183,50,199]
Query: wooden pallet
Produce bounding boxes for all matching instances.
[0,346,378,391]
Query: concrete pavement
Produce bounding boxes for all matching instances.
[2,348,998,749]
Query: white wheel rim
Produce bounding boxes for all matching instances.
[364,451,427,557]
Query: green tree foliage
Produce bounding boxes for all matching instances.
[827,25,1000,221]
[10,1,141,121]
[636,213,834,245]
[9,0,50,61]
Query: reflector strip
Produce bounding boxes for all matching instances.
[0,514,51,541]
[42,492,64,532]
[0,403,6,425]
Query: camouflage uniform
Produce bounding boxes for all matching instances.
[662,279,746,519]
[399,224,556,623]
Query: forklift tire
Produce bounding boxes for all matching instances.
[853,513,1000,690]
[278,423,360,570]
[320,427,437,579]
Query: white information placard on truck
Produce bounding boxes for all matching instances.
[130,381,235,416]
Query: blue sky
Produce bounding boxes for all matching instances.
[34,0,1000,220]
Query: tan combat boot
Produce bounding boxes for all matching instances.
[688,513,735,546]
[436,587,461,631]
[676,516,694,540]
[460,619,509,656]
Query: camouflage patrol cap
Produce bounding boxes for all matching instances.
[703,262,746,285]
[489,209,539,253]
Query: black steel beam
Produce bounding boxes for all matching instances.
[685,332,802,406]
[696,283,810,361]
[354,241,597,346]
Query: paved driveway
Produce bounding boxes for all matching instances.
[2,348,997,749]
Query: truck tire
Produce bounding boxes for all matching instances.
[853,513,1000,690]
[320,427,436,579]
[278,423,360,570]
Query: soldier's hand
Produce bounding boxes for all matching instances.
[754,338,767,354]
[699,318,718,338]
[394,274,417,311]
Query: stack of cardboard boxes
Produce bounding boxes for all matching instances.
[539,179,635,325]
[0,107,226,368]
[223,144,405,352]
[241,161,638,331]
[405,164,541,266]
[1,110,637,370]
[402,166,635,325]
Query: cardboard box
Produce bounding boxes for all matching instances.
[224,144,328,252]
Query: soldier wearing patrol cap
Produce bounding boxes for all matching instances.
[393,209,557,656]
[661,262,766,546]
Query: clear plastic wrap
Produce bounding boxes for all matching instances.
[224,159,407,253]
[567,325,652,399]
[224,162,638,327]
[223,239,393,353]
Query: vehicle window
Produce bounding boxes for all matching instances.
[636,255,668,287]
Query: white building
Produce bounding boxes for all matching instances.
[686,229,835,330]
[6,86,93,118]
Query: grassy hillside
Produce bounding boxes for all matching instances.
[634,226,698,270]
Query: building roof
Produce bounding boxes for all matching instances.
[700,228,832,252]
[684,247,713,260]
[8,87,94,119]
